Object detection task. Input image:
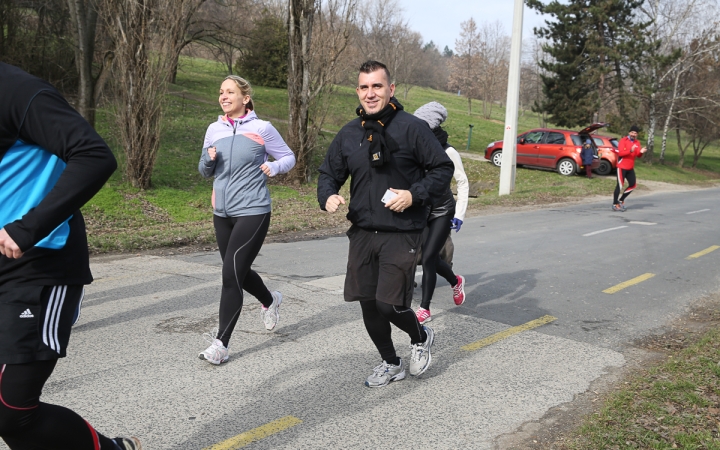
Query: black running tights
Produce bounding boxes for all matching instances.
[421,215,457,310]
[360,300,427,364]
[0,360,117,450]
[613,168,636,204]
[214,213,273,347]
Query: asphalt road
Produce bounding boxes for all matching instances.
[6,186,718,449]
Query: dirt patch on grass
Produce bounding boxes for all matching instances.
[495,293,720,449]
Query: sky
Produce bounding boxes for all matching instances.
[395,1,549,52]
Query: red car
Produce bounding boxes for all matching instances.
[589,134,619,175]
[485,123,611,176]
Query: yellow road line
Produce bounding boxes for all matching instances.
[204,416,303,450]
[603,273,655,294]
[686,245,720,260]
[461,315,557,352]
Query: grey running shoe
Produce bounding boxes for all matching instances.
[114,436,142,450]
[198,331,229,365]
[365,359,406,388]
[261,291,282,331]
[611,204,623,212]
[409,325,434,376]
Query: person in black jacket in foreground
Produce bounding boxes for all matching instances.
[0,62,141,449]
[317,60,454,387]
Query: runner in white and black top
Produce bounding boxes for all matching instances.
[0,62,141,450]
[413,102,469,325]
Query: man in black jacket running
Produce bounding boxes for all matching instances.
[0,62,141,449]
[317,60,453,387]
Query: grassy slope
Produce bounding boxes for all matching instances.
[84,57,720,253]
[562,327,720,449]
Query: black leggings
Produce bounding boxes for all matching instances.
[0,360,117,450]
[214,213,273,347]
[421,215,457,310]
[613,168,636,204]
[360,300,427,364]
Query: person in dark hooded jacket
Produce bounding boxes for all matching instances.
[580,139,595,178]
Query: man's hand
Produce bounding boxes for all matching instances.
[325,194,346,213]
[640,147,647,154]
[384,188,412,213]
[0,228,23,259]
[208,146,217,161]
[450,218,463,232]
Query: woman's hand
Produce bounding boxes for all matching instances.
[260,163,272,177]
[208,146,217,161]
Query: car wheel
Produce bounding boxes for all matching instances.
[596,159,612,176]
[557,158,577,176]
[491,150,502,167]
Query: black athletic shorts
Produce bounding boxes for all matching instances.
[344,226,422,307]
[0,285,84,364]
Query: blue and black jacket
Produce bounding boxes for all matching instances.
[0,62,117,287]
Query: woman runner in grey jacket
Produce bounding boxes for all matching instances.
[197,75,295,365]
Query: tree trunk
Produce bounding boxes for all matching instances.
[467,97,472,115]
[675,127,685,168]
[169,55,179,84]
[403,84,413,100]
[645,75,657,163]
[659,69,681,164]
[67,0,99,126]
[287,0,315,184]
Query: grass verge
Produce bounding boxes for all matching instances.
[557,299,720,450]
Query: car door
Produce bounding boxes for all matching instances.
[517,130,544,165]
[536,131,569,168]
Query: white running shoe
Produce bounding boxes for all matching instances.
[198,331,229,365]
[409,325,434,376]
[114,436,142,450]
[365,359,406,388]
[261,291,282,331]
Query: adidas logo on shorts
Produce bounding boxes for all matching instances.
[19,309,34,319]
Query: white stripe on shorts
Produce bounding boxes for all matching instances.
[42,285,67,353]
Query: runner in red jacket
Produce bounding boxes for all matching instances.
[612,125,647,211]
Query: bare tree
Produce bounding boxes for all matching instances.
[672,39,720,167]
[192,0,258,75]
[657,30,720,163]
[637,0,716,161]
[66,0,114,127]
[476,20,510,119]
[448,17,481,114]
[287,0,357,183]
[519,38,544,123]
[103,0,183,189]
[165,0,209,83]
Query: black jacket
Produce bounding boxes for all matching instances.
[317,109,453,232]
[428,142,456,220]
[0,62,117,287]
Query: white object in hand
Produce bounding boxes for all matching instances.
[381,189,398,204]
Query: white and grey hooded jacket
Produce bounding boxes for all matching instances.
[199,111,296,217]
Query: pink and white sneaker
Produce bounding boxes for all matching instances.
[416,307,432,324]
[452,275,466,305]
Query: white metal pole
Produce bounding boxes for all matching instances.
[499,0,524,195]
